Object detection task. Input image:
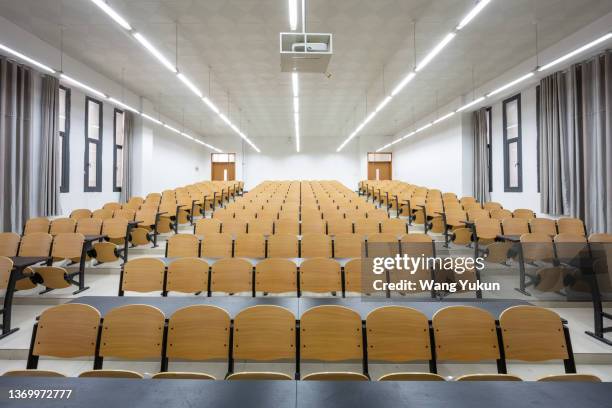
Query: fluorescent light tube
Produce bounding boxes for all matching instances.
[0,43,56,73]
[60,74,107,98]
[457,96,486,112]
[141,113,162,125]
[456,0,491,30]
[218,113,231,125]
[90,0,132,31]
[177,73,203,98]
[181,132,194,140]
[289,0,298,30]
[415,33,456,72]
[538,33,612,72]
[487,72,534,97]
[163,123,180,133]
[292,72,299,97]
[293,97,299,113]
[202,97,220,114]
[375,96,392,112]
[391,72,416,96]
[416,123,433,133]
[133,32,177,73]
[402,131,416,140]
[433,111,455,124]
[108,97,139,113]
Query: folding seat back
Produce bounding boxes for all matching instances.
[353,218,380,235]
[557,218,586,236]
[0,256,13,291]
[167,234,200,258]
[121,258,165,294]
[300,258,341,293]
[195,219,222,235]
[483,202,503,211]
[499,306,568,363]
[300,234,332,258]
[255,259,297,294]
[166,258,208,294]
[113,209,136,221]
[18,232,52,257]
[76,218,103,236]
[300,219,326,235]
[222,219,247,235]
[474,218,501,241]
[300,306,362,361]
[234,233,265,258]
[99,305,165,361]
[92,209,114,220]
[502,218,529,235]
[103,202,122,211]
[0,232,20,257]
[400,234,434,257]
[520,233,554,263]
[380,218,407,235]
[267,234,299,258]
[233,306,295,364]
[432,306,499,362]
[343,258,364,294]
[490,209,513,221]
[33,304,100,359]
[51,233,84,261]
[513,209,536,219]
[200,233,233,258]
[530,218,557,235]
[334,233,364,258]
[301,209,322,223]
[248,219,273,235]
[366,210,389,220]
[326,218,353,235]
[210,258,252,294]
[47,218,75,236]
[274,218,299,235]
[24,218,50,235]
[366,306,431,362]
[467,208,490,221]
[166,306,230,362]
[70,209,92,220]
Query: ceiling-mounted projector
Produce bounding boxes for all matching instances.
[280,32,332,73]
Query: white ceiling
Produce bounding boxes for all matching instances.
[1,0,611,152]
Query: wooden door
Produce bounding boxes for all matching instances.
[367,152,392,180]
[212,162,236,181]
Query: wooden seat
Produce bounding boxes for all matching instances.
[300,258,341,294]
[537,374,601,382]
[113,209,136,221]
[130,208,158,246]
[300,305,364,378]
[334,233,364,258]
[92,209,114,220]
[79,370,143,379]
[200,233,233,258]
[513,209,536,219]
[456,374,522,381]
[76,218,103,235]
[152,372,215,380]
[24,218,49,235]
[302,372,369,381]
[499,306,568,366]
[467,208,490,221]
[103,202,123,211]
[232,305,295,378]
[354,218,381,235]
[557,218,586,236]
[211,258,252,294]
[301,234,332,258]
[70,209,92,220]
[3,370,65,378]
[0,256,14,292]
[432,306,500,363]
[222,219,247,235]
[35,233,85,290]
[490,209,513,221]
[300,219,326,235]
[0,232,20,257]
[195,219,222,235]
[380,218,408,234]
[93,218,128,263]
[444,210,471,245]
[366,210,388,220]
[49,218,76,235]
[121,258,165,294]
[234,233,265,258]
[226,372,293,380]
[502,218,529,235]
[274,218,299,235]
[166,234,200,258]
[379,373,444,381]
[530,218,557,235]
[301,210,322,223]
[400,234,434,257]
[99,305,165,365]
[255,258,297,295]
[18,232,52,257]
[248,219,273,235]
[474,218,510,263]
[483,202,503,211]
[343,258,365,294]
[520,233,554,263]
[327,218,353,235]
[267,234,299,258]
[166,258,208,294]
[166,305,229,372]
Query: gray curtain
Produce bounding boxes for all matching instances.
[0,57,33,233]
[119,111,134,202]
[539,50,612,233]
[39,75,61,216]
[472,108,490,202]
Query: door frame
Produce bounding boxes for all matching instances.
[367,152,393,180]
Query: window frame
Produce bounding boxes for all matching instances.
[84,96,103,193]
[502,93,523,192]
[485,107,493,193]
[113,108,124,193]
[59,86,71,193]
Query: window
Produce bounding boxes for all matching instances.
[211,153,236,163]
[113,109,124,192]
[485,107,492,192]
[503,94,522,192]
[367,153,392,162]
[84,97,102,192]
[59,86,70,193]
